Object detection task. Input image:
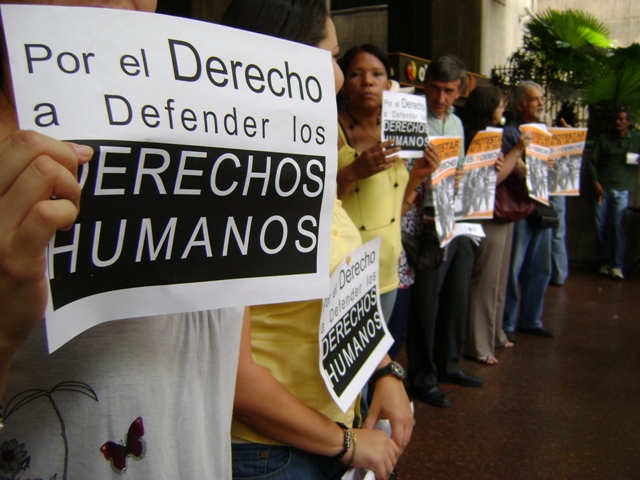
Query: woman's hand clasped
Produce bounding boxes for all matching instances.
[340,427,400,480]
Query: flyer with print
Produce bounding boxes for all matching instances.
[2,5,337,351]
[454,129,502,220]
[547,127,588,196]
[319,237,392,413]
[521,124,553,205]
[381,90,429,158]
[430,136,462,246]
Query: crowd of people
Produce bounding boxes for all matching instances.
[1,0,637,479]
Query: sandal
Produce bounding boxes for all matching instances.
[477,356,499,365]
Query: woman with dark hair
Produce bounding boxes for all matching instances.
[462,85,506,150]
[223,4,413,480]
[460,85,529,365]
[222,0,327,50]
[336,44,438,338]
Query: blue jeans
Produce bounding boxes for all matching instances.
[549,196,568,285]
[593,190,629,269]
[360,288,398,419]
[232,443,347,480]
[379,289,398,325]
[503,219,551,332]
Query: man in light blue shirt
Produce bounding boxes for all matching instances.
[406,55,483,409]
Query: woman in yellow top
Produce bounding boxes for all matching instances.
[223,2,414,480]
[337,45,438,324]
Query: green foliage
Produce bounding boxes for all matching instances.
[493,7,640,139]
[581,43,640,137]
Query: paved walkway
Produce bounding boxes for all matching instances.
[396,266,640,480]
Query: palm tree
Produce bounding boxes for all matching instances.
[491,8,640,139]
[494,9,610,97]
[581,43,640,137]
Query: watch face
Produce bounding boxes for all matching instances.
[390,361,406,379]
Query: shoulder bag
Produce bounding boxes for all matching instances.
[493,174,536,223]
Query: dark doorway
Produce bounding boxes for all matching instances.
[156,0,192,18]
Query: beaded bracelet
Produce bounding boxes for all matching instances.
[334,422,353,460]
[345,431,357,466]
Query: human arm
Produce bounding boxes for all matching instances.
[401,143,440,215]
[453,168,465,191]
[498,130,531,184]
[363,356,413,453]
[337,140,401,199]
[0,131,93,399]
[586,136,603,199]
[233,309,401,480]
[495,152,505,173]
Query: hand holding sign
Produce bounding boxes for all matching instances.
[0,131,92,363]
[2,4,338,351]
[350,140,400,178]
[411,142,440,180]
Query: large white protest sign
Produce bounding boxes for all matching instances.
[2,5,337,351]
[381,90,428,158]
[320,238,392,413]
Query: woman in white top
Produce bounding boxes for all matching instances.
[0,1,244,478]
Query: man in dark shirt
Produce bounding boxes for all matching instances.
[586,109,640,280]
[501,81,554,342]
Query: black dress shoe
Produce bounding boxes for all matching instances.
[408,385,451,408]
[516,326,554,338]
[504,330,516,343]
[438,370,484,388]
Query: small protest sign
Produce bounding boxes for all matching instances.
[430,136,462,246]
[319,238,392,413]
[381,90,428,158]
[548,127,588,196]
[454,129,502,220]
[521,124,553,205]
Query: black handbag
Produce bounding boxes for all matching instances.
[526,202,559,229]
[401,219,444,272]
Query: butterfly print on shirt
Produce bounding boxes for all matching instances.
[100,417,145,472]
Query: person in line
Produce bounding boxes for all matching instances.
[0,1,244,478]
[501,81,554,342]
[460,85,529,365]
[548,193,569,285]
[335,44,438,416]
[406,54,484,409]
[222,3,416,480]
[336,44,437,326]
[586,108,640,280]
[548,109,578,287]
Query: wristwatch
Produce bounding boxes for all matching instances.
[370,361,406,384]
